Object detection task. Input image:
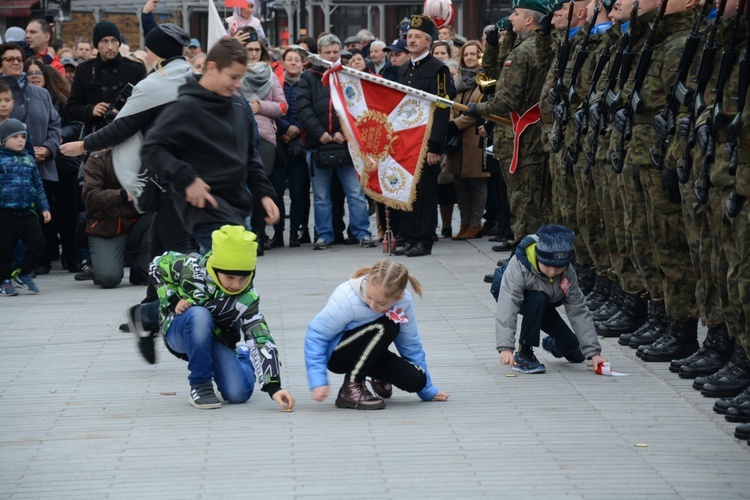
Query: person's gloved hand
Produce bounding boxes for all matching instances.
[485,25,499,46]
[539,14,553,36]
[653,112,670,141]
[678,117,692,140]
[548,85,561,107]
[589,102,603,132]
[662,167,682,203]
[553,103,569,126]
[613,108,628,135]
[572,108,587,134]
[464,103,481,120]
[696,124,710,156]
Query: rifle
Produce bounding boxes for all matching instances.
[676,0,726,183]
[610,0,669,174]
[586,26,631,167]
[568,41,612,172]
[726,14,750,217]
[548,1,575,153]
[550,2,601,155]
[695,0,746,204]
[649,0,712,170]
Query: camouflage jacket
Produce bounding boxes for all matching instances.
[149,251,282,395]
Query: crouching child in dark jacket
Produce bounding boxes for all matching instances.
[493,225,607,374]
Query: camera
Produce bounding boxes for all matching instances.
[104,83,134,123]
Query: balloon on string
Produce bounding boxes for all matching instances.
[423,0,454,29]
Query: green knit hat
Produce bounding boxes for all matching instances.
[512,0,550,14]
[207,225,258,295]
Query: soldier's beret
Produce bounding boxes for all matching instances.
[512,0,551,14]
[600,0,617,11]
[496,16,510,31]
[409,14,438,38]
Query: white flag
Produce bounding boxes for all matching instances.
[206,0,227,52]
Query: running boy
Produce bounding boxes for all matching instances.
[0,117,51,296]
[305,259,449,410]
[494,225,607,374]
[147,225,295,410]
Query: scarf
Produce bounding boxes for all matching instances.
[110,58,195,208]
[284,72,301,85]
[240,62,273,101]
[455,66,480,93]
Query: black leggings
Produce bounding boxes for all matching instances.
[327,316,427,394]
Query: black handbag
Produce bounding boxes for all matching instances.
[314,142,352,169]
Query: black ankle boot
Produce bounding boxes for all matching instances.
[620,300,657,346]
[575,265,596,296]
[700,343,750,398]
[586,276,612,312]
[674,324,732,377]
[597,292,646,337]
[639,317,699,362]
[289,230,300,248]
[627,300,668,348]
[270,231,284,248]
[592,284,623,322]
[714,386,750,414]
[299,227,311,244]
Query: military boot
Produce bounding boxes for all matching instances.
[693,339,738,391]
[575,264,596,296]
[627,300,668,349]
[585,276,612,312]
[701,344,750,398]
[714,386,750,415]
[596,293,647,337]
[620,300,658,346]
[639,317,699,362]
[734,423,750,441]
[676,324,732,378]
[592,283,623,322]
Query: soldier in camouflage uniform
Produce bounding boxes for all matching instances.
[690,3,750,406]
[471,0,552,248]
[610,0,700,361]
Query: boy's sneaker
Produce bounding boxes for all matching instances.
[74,264,94,281]
[1,280,19,297]
[542,336,585,364]
[513,349,546,374]
[359,237,376,248]
[312,239,328,250]
[127,305,157,364]
[189,381,221,409]
[12,274,39,294]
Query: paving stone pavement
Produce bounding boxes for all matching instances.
[1,234,749,499]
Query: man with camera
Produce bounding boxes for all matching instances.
[65,20,147,135]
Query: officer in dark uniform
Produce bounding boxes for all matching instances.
[394,14,453,257]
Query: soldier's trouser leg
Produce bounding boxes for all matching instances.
[680,180,724,328]
[618,163,658,298]
[709,187,739,340]
[506,158,552,245]
[721,187,750,354]
[600,164,624,282]
[547,146,563,223]
[639,166,698,322]
[575,159,608,274]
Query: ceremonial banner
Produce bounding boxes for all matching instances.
[327,67,434,211]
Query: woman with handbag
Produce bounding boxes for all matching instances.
[276,46,310,247]
[446,41,489,241]
[237,27,288,249]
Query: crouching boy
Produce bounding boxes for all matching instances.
[494,225,607,374]
[147,225,295,410]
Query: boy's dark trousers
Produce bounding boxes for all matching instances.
[327,316,427,394]
[518,290,580,355]
[0,208,44,281]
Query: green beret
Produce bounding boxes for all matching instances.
[548,0,564,13]
[496,16,510,31]
[600,0,616,11]
[512,0,550,14]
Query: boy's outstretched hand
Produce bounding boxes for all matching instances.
[499,350,514,366]
[590,355,608,373]
[273,390,295,411]
[431,390,449,401]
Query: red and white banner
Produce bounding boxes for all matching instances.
[327,66,434,211]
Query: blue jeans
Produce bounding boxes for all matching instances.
[165,306,255,403]
[308,150,371,244]
[518,291,580,355]
[193,222,226,254]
